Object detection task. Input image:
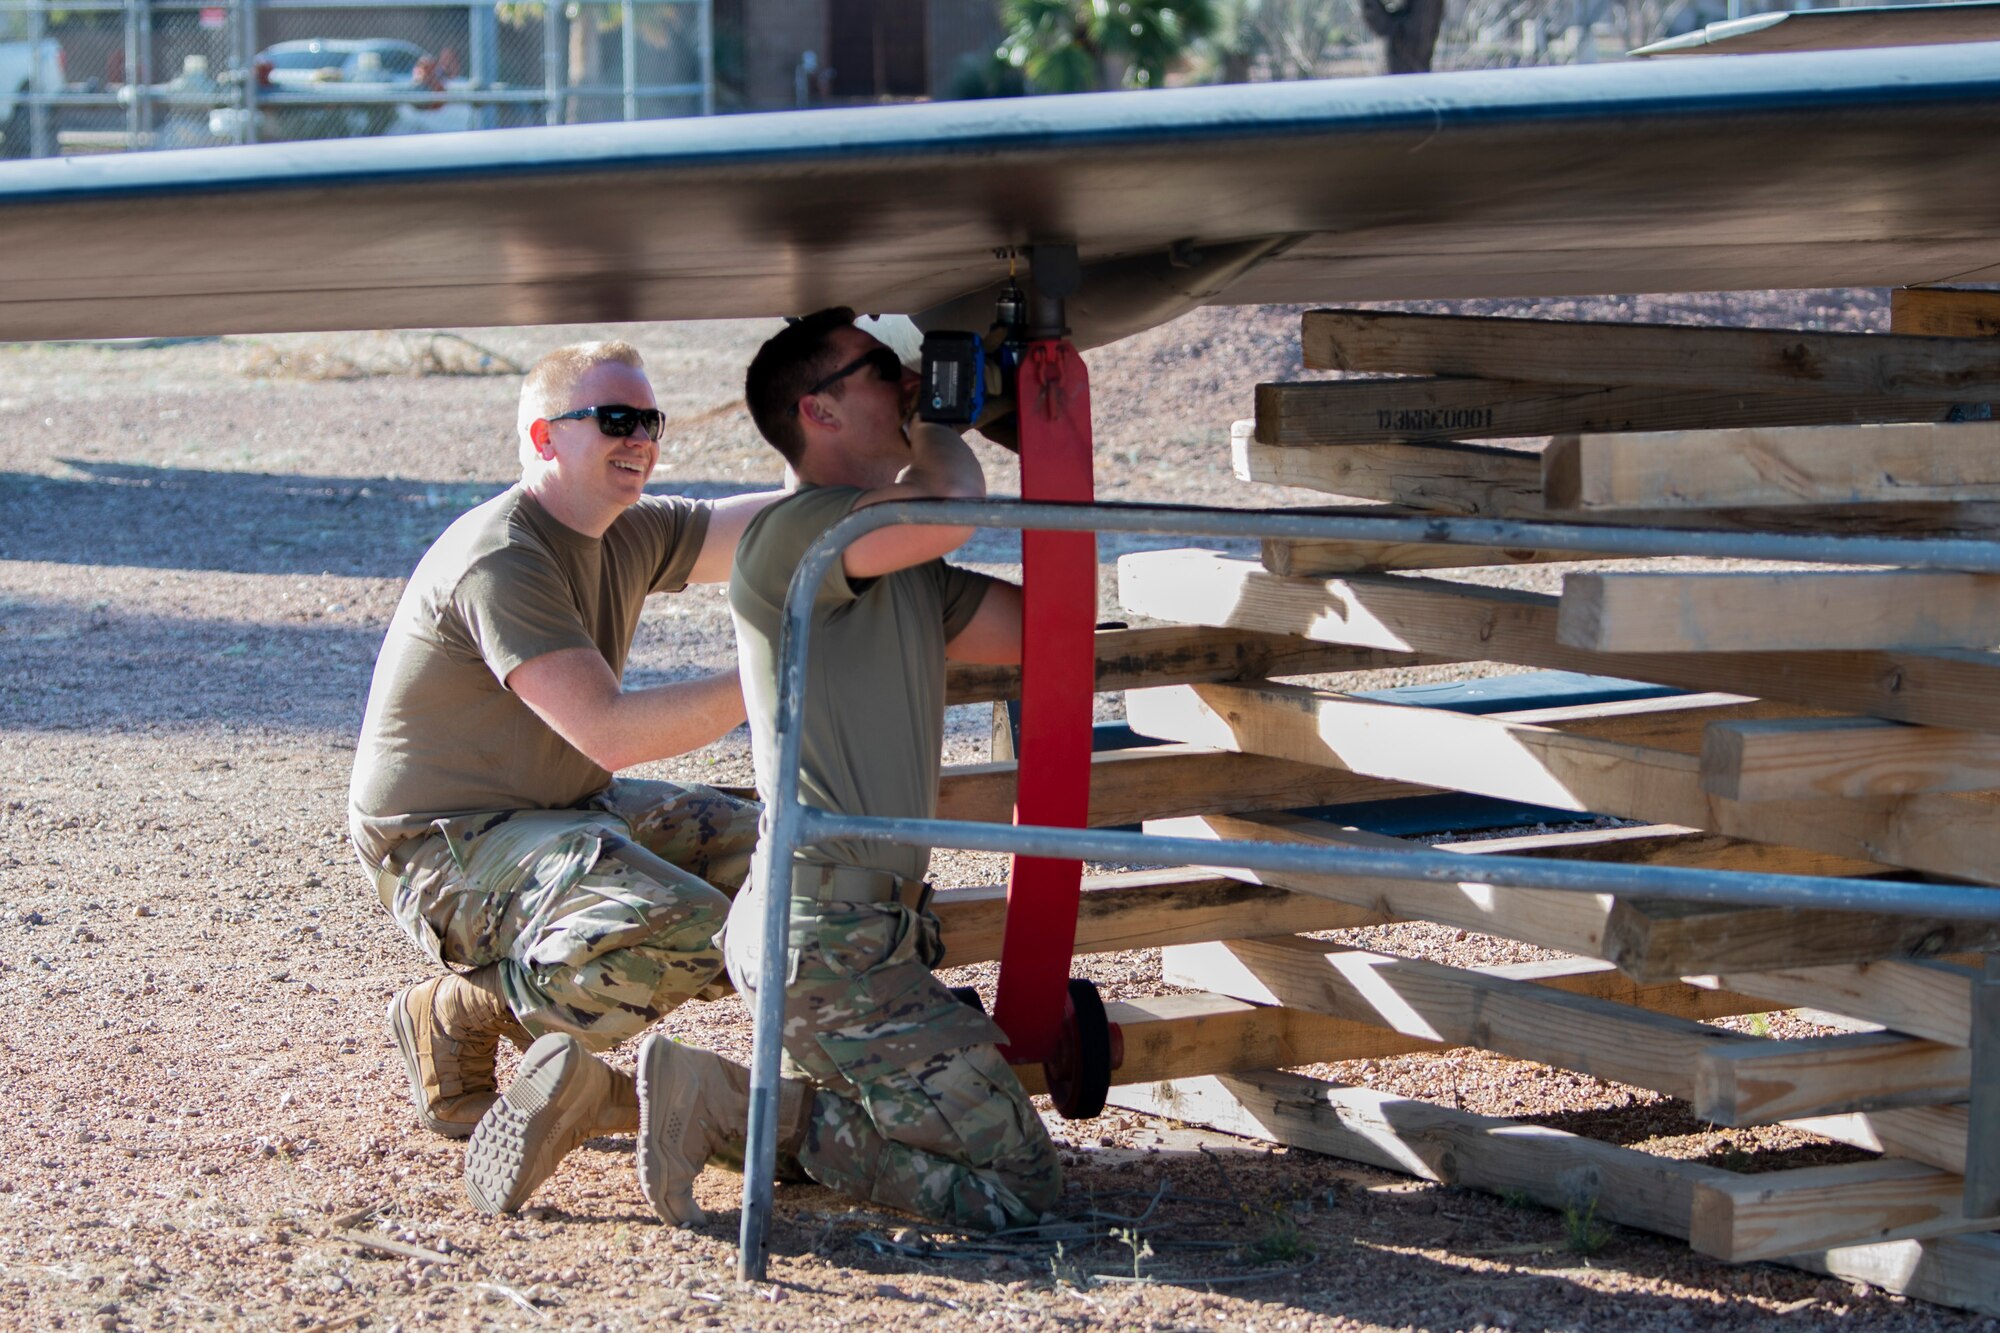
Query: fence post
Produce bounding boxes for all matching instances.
[26,0,47,156]
[238,0,258,143]
[542,0,559,125]
[620,0,635,119]
[697,0,711,115]
[468,0,498,129]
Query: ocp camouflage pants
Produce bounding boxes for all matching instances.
[723,881,1061,1232]
[371,779,760,1052]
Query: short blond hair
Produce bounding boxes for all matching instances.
[516,340,647,470]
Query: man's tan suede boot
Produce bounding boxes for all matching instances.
[634,1033,811,1226]
[387,967,531,1139]
[463,1033,637,1214]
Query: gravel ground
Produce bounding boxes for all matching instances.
[5,291,1993,1333]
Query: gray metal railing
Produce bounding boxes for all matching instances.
[737,497,2000,1280]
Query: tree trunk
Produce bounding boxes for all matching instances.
[1360,0,1445,74]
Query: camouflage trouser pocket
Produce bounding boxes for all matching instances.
[799,902,1004,1086]
[372,806,735,1048]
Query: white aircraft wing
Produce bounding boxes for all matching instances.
[2,43,1998,344]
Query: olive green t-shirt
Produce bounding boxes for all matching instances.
[729,485,993,883]
[348,485,710,865]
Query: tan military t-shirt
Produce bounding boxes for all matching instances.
[348,485,709,865]
[730,485,992,883]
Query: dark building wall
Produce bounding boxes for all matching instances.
[741,0,825,109]
[732,0,999,109]
[927,0,999,98]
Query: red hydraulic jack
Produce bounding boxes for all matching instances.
[988,247,1123,1118]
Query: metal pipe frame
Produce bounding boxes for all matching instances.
[736,497,2000,1281]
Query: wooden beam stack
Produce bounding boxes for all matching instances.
[961,288,2000,1315]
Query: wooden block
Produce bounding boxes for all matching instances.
[1693,1031,1966,1125]
[1605,896,2000,983]
[1300,308,2000,401]
[1262,529,1600,577]
[1791,1105,1970,1176]
[1115,1069,1718,1238]
[1163,936,1754,1098]
[1704,716,2000,800]
[1543,421,2000,512]
[1707,958,1980,1048]
[1116,1071,2000,1315]
[1125,679,2000,883]
[1148,945,1964,1129]
[1010,993,1443,1096]
[1254,500,1618,575]
[1893,287,2000,339]
[1812,1230,2000,1318]
[1558,569,2000,654]
[1157,811,1926,978]
[1483,955,1766,1021]
[1690,1158,1998,1263]
[936,742,1433,829]
[1245,423,2000,536]
[942,623,1425,705]
[1450,822,1873,876]
[1251,377,1978,447]
[932,868,1389,966]
[1232,426,1542,516]
[1152,810,1620,958]
[1117,548,2000,733]
[1451,822,1871,875]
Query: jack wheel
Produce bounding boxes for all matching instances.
[1043,978,1118,1120]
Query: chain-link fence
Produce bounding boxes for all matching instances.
[0,0,712,157]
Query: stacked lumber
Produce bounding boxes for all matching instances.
[963,289,2000,1315]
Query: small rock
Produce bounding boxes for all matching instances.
[133,905,153,918]
[19,911,43,926]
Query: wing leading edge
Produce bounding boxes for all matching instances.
[2,44,1999,343]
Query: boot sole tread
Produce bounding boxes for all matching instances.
[464,1052,588,1216]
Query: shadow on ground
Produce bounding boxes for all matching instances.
[0,463,777,578]
[0,462,1252,577]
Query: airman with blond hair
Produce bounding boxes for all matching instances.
[348,339,782,1215]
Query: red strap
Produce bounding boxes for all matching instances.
[992,340,1096,1063]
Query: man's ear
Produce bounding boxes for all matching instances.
[798,395,833,429]
[528,419,554,457]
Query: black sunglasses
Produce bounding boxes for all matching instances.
[547,404,665,442]
[795,347,902,412]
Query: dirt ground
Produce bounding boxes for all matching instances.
[4,293,1994,1333]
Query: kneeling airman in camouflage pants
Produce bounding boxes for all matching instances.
[674,870,1059,1232]
[382,780,757,1044]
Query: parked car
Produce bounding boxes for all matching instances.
[210,38,461,142]
[0,28,63,157]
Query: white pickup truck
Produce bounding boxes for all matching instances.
[0,27,63,157]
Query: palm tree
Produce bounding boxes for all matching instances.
[999,0,1221,93]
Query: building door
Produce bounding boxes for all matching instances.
[827,0,926,99]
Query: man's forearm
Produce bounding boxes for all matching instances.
[900,424,986,500]
[596,669,746,770]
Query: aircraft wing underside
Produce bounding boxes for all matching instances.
[2,43,1998,343]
